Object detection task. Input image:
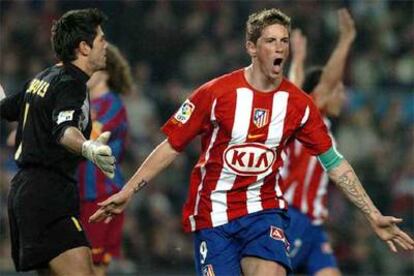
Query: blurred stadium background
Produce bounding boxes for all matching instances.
[0,0,413,275]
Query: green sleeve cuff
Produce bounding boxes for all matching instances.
[317,146,344,171]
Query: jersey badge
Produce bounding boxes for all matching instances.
[57,110,75,124]
[174,99,195,124]
[253,108,269,128]
[270,226,290,250]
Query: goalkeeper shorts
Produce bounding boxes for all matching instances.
[8,167,90,271]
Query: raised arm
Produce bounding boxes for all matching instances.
[312,8,356,108]
[327,158,414,252]
[89,138,180,222]
[288,29,307,88]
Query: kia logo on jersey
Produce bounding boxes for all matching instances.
[223,143,276,176]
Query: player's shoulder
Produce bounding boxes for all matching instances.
[101,91,125,106]
[281,78,314,106]
[52,65,87,91]
[32,64,79,91]
[30,64,62,83]
[281,78,309,98]
[24,64,76,97]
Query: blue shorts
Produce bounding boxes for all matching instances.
[193,209,291,276]
[285,207,338,275]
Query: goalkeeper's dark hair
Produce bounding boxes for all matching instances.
[302,66,323,94]
[51,8,107,63]
[106,44,133,96]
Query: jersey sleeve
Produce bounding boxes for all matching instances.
[0,89,26,122]
[161,84,213,152]
[294,99,332,156]
[51,80,88,142]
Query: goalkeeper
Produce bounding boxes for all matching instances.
[0,8,114,276]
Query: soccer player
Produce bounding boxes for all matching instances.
[0,9,115,276]
[90,8,414,276]
[78,43,132,276]
[282,9,355,275]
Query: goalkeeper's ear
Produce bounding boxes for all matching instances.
[96,131,111,144]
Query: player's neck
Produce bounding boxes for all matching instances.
[244,64,282,92]
[71,59,93,76]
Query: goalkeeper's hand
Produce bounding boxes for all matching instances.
[0,83,5,101]
[82,131,115,179]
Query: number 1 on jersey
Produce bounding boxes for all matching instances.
[14,103,30,160]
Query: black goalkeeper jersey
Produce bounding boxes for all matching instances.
[0,63,92,180]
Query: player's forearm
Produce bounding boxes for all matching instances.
[328,159,381,222]
[59,126,87,155]
[123,138,179,194]
[318,38,353,93]
[288,29,306,88]
[288,57,305,88]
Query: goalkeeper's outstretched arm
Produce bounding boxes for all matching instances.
[59,126,115,178]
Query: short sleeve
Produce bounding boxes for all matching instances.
[161,84,213,152]
[51,80,88,142]
[295,99,332,156]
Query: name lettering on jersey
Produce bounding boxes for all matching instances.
[26,79,50,97]
[253,108,269,128]
[174,99,195,124]
[223,143,276,176]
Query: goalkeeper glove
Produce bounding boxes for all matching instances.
[0,83,5,101]
[82,131,115,179]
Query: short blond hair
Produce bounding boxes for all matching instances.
[246,8,291,44]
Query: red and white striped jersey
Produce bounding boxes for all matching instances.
[281,118,334,225]
[162,69,332,232]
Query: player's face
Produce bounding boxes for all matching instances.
[88,26,107,72]
[325,82,346,117]
[249,24,290,81]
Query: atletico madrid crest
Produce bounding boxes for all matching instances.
[253,108,269,128]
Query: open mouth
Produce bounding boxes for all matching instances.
[273,58,283,66]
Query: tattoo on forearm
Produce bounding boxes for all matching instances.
[335,170,373,215]
[133,179,148,193]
